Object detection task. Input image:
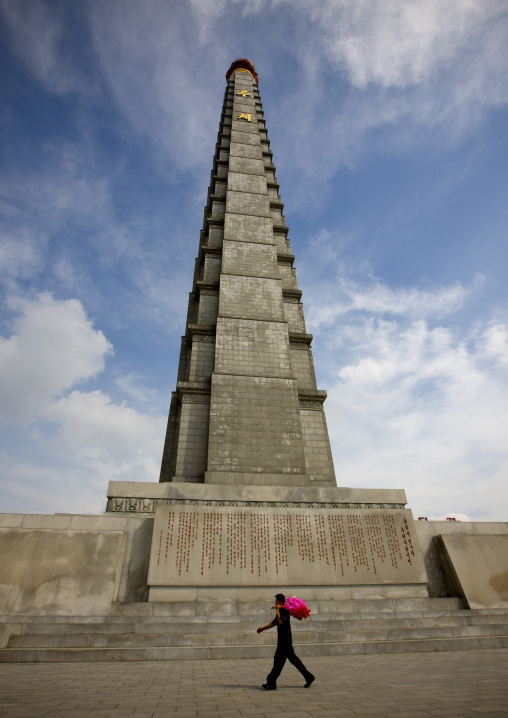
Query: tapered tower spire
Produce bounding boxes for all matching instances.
[159,59,336,487]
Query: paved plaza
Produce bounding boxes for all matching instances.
[0,649,507,718]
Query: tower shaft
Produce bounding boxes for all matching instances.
[160,63,336,488]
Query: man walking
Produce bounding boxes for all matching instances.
[256,593,315,690]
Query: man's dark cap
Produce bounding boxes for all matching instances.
[274,593,285,603]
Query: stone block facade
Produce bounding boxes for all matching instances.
[173,400,210,480]
[219,275,284,321]
[207,373,307,479]
[214,318,291,377]
[222,240,279,278]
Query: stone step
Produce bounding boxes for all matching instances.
[107,597,464,617]
[6,611,508,645]
[101,611,504,626]
[8,622,508,649]
[102,609,470,623]
[3,601,507,662]
[2,635,508,663]
[12,613,508,638]
[12,614,508,639]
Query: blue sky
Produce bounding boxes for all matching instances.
[1,0,507,521]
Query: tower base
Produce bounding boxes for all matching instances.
[105,481,427,596]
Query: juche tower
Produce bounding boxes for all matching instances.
[108,60,426,601]
[159,58,336,488]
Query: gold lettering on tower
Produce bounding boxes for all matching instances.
[237,113,252,122]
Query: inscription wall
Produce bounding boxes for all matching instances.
[147,505,427,587]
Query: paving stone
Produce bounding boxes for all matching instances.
[0,650,506,717]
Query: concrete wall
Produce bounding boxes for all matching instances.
[0,513,153,617]
[147,505,428,588]
[414,520,508,598]
[0,511,506,621]
[437,533,508,609]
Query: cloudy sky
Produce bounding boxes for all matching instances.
[1,0,507,522]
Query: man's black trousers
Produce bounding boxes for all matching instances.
[266,644,313,686]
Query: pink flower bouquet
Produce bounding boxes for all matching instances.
[283,596,311,620]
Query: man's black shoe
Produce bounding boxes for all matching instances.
[262,683,276,690]
[304,675,315,688]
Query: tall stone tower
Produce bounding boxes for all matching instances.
[107,60,427,601]
[159,58,335,488]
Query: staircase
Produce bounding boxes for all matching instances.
[2,597,508,662]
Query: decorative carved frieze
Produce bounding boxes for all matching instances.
[109,498,155,513]
[283,296,299,304]
[290,342,309,350]
[199,288,219,296]
[192,334,216,343]
[181,393,211,403]
[106,497,403,514]
[299,400,322,410]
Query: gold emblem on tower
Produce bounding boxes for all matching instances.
[237,113,252,122]
[236,90,251,97]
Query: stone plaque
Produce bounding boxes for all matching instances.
[147,505,427,587]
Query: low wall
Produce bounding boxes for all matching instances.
[437,533,508,609]
[0,512,506,622]
[0,513,153,616]
[414,520,508,597]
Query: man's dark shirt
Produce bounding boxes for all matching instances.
[271,607,292,646]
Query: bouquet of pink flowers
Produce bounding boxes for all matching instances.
[283,596,311,620]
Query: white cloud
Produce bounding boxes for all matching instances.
[0,387,165,513]
[115,373,161,407]
[87,2,229,175]
[300,248,507,522]
[0,293,112,425]
[5,0,505,204]
[188,0,228,42]
[0,141,112,286]
[0,0,92,94]
[343,279,479,318]
[261,0,507,206]
[0,139,189,333]
[318,305,508,521]
[0,227,45,283]
[307,271,483,329]
[45,389,164,477]
[0,294,165,513]
[477,323,508,368]
[304,0,503,89]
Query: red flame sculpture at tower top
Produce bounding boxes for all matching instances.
[226,58,259,84]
